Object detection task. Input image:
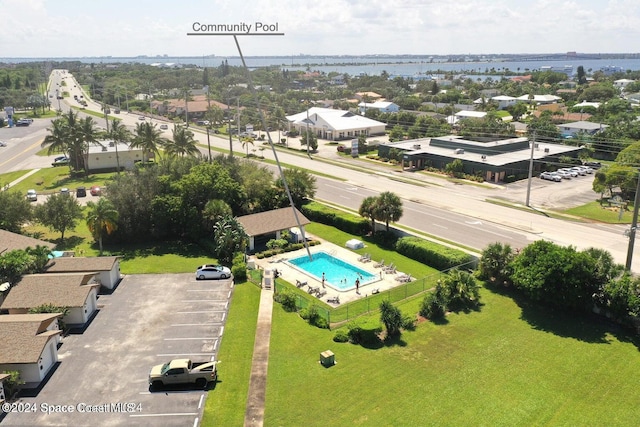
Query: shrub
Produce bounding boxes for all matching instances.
[380,300,403,337]
[1,370,24,398]
[274,289,297,312]
[395,236,474,270]
[402,314,416,330]
[333,330,349,343]
[231,264,247,282]
[301,201,370,235]
[347,323,364,344]
[420,291,446,320]
[299,304,328,329]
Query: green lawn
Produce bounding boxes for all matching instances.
[0,170,33,188]
[565,200,634,224]
[261,286,640,426]
[201,283,260,426]
[8,168,116,195]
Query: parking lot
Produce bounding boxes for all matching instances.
[494,168,599,210]
[1,273,233,427]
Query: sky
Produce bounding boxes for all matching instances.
[2,0,640,58]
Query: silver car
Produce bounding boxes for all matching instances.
[195,264,231,280]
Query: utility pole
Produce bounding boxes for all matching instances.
[625,170,640,271]
[525,132,536,206]
[228,107,233,156]
[205,85,212,163]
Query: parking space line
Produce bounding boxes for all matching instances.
[198,395,204,410]
[157,353,214,357]
[170,323,221,326]
[194,417,199,427]
[129,413,198,418]
[181,300,229,303]
[187,289,226,292]
[219,326,224,337]
[163,337,214,341]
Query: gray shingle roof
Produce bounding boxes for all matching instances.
[0,229,55,253]
[44,256,118,273]
[0,313,62,364]
[237,207,310,237]
[0,273,98,310]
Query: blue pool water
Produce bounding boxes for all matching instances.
[288,251,377,291]
[48,251,65,259]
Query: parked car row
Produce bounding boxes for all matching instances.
[539,165,594,182]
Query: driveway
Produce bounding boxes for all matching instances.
[1,273,233,427]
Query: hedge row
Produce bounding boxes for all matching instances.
[301,202,370,235]
[395,236,474,270]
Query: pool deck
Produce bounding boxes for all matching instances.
[252,235,410,305]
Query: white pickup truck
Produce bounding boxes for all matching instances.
[148,358,218,389]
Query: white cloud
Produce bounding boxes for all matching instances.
[1,0,639,57]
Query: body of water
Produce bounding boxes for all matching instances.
[3,55,640,77]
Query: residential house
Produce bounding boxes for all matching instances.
[447,110,487,125]
[0,313,62,387]
[43,256,121,290]
[614,79,635,91]
[516,94,562,105]
[286,107,386,141]
[237,207,310,252]
[1,274,99,327]
[558,120,608,138]
[491,95,517,110]
[0,229,55,253]
[358,101,400,114]
[152,95,231,120]
[354,92,383,102]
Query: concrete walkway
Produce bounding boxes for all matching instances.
[243,286,274,427]
[2,168,41,190]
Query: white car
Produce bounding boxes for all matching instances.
[0,141,6,147]
[540,172,561,182]
[26,189,37,201]
[570,167,587,176]
[195,264,231,280]
[558,168,577,178]
[160,124,168,130]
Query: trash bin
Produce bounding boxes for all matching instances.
[320,350,335,367]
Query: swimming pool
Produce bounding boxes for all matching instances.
[287,251,377,291]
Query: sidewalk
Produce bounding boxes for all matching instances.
[1,168,41,191]
[243,286,274,427]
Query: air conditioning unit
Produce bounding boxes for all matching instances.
[413,144,421,149]
[544,148,550,153]
[454,148,465,154]
[534,143,539,150]
[481,155,487,161]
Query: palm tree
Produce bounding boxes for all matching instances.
[76,116,101,175]
[131,122,164,163]
[441,269,480,310]
[42,118,70,164]
[375,191,403,232]
[179,87,192,127]
[86,198,119,255]
[107,119,132,174]
[359,196,378,235]
[213,215,248,266]
[165,125,200,158]
[241,137,254,157]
